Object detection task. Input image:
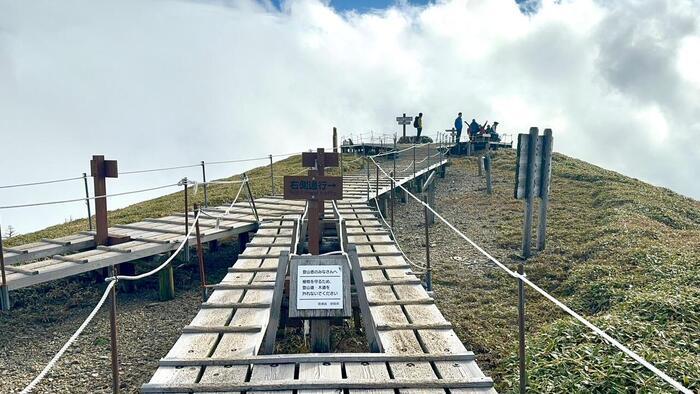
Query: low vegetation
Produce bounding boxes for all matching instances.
[3,148,698,392]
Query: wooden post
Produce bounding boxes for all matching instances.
[484,155,493,195]
[478,156,483,176]
[423,194,432,292]
[157,253,175,301]
[201,161,208,207]
[390,171,395,229]
[83,172,93,231]
[375,163,380,201]
[269,154,275,196]
[537,129,553,251]
[521,127,539,259]
[402,112,407,138]
[0,225,9,311]
[333,127,338,152]
[366,158,370,201]
[90,155,118,246]
[517,263,527,394]
[108,266,120,394]
[194,204,208,301]
[310,318,330,352]
[183,178,190,263]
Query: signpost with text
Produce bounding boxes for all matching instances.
[396,113,413,138]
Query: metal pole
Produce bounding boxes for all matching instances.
[83,173,93,231]
[375,163,380,201]
[423,194,432,292]
[269,154,274,196]
[183,177,189,263]
[366,158,370,201]
[0,224,9,311]
[194,204,208,301]
[413,145,416,180]
[108,266,120,394]
[390,171,395,230]
[243,174,260,223]
[522,127,539,259]
[537,129,553,251]
[201,161,208,207]
[518,263,527,394]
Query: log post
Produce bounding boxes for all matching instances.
[537,129,553,251]
[157,253,175,301]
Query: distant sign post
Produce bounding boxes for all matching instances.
[396,113,413,138]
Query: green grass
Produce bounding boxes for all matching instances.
[5,154,364,248]
[437,150,699,393]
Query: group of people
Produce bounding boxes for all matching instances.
[454,112,499,143]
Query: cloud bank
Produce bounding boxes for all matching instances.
[0,0,698,233]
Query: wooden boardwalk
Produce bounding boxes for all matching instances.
[142,146,496,393]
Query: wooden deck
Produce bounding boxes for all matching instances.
[142,148,495,393]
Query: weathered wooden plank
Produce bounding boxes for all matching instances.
[158,352,476,366]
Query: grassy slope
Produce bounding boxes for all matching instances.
[439,150,699,392]
[4,150,699,392]
[5,154,364,248]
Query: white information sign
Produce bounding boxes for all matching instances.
[296,264,343,310]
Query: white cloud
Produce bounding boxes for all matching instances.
[0,0,698,233]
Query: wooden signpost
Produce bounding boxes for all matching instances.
[396,113,413,138]
[284,146,344,350]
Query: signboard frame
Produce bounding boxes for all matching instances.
[289,255,351,319]
[396,116,413,125]
[302,152,339,168]
[283,175,343,201]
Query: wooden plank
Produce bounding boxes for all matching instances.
[369,299,434,306]
[364,279,422,286]
[40,238,71,246]
[181,325,263,334]
[228,267,279,273]
[207,283,276,290]
[52,254,89,264]
[249,362,295,394]
[4,265,39,275]
[158,352,476,366]
[361,264,411,270]
[376,323,453,331]
[96,245,132,253]
[260,251,289,354]
[141,378,494,392]
[348,245,381,352]
[200,302,272,309]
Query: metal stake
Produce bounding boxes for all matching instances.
[375,163,380,201]
[0,225,9,311]
[109,266,120,394]
[201,161,208,207]
[366,158,370,201]
[423,194,432,292]
[390,171,395,230]
[193,204,208,301]
[413,145,417,181]
[517,263,527,394]
[83,173,93,231]
[243,173,259,223]
[183,177,190,263]
[269,154,274,196]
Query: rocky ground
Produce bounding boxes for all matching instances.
[0,241,241,393]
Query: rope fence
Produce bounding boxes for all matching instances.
[370,156,692,394]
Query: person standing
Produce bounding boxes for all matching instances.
[468,118,480,139]
[454,112,464,143]
[413,113,423,139]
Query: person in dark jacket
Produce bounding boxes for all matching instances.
[454,112,464,143]
[468,119,480,138]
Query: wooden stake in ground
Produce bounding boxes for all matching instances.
[537,129,553,251]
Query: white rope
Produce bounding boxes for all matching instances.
[0,175,85,190]
[370,157,692,394]
[200,179,248,225]
[120,163,201,175]
[20,280,116,393]
[107,211,201,282]
[0,183,179,210]
[364,177,428,271]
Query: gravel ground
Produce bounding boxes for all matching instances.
[1,155,517,392]
[0,239,241,393]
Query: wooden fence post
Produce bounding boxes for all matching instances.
[484,155,493,195]
[157,253,175,301]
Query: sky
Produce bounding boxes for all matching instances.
[0,0,699,234]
